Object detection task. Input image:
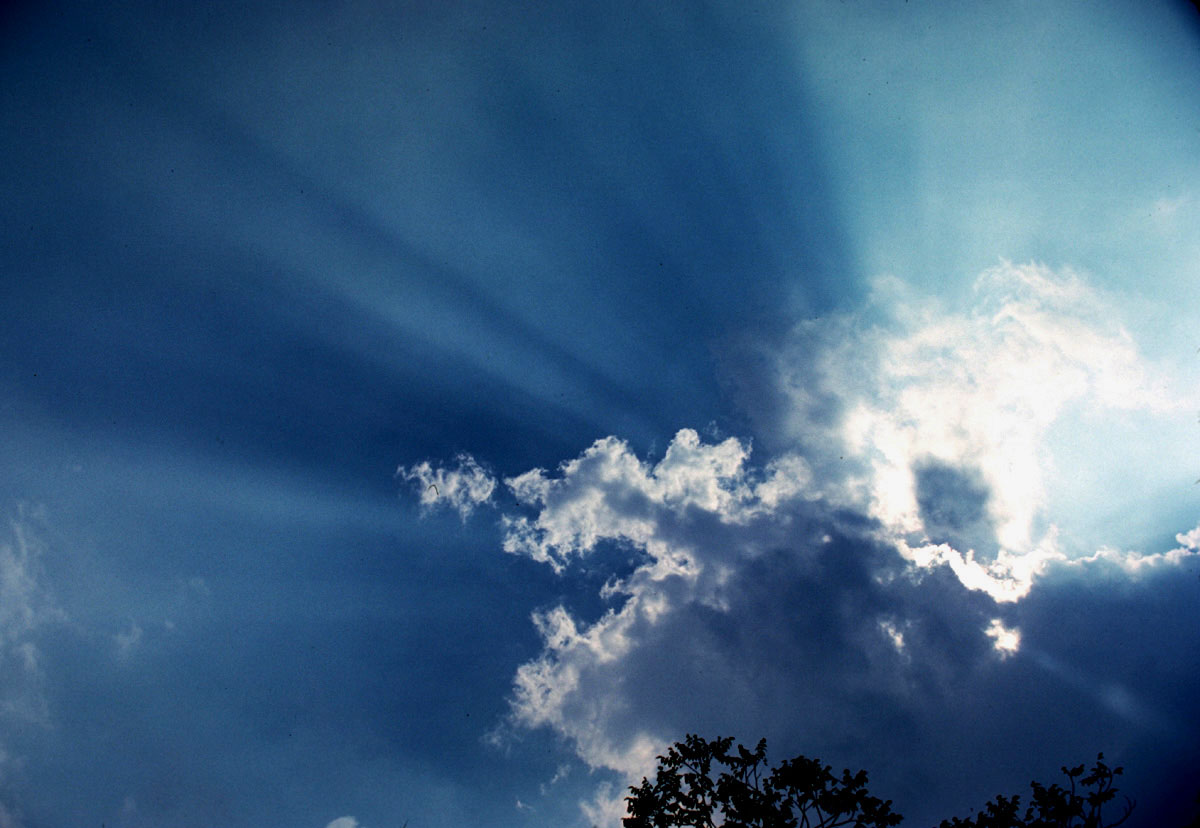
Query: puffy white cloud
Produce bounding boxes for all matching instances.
[324,817,359,828]
[500,429,800,575]
[398,453,496,519]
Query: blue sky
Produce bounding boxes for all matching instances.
[2,2,1199,827]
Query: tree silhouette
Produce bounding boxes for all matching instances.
[624,738,1148,828]
[938,753,1134,828]
[623,734,902,828]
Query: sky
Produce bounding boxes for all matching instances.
[2,1,1200,827]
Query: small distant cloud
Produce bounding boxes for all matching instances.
[539,763,571,795]
[114,621,143,660]
[879,619,906,652]
[985,619,1021,657]
[325,818,360,828]
[398,453,496,520]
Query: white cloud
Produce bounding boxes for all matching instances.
[398,453,496,519]
[984,619,1021,657]
[435,263,1198,826]
[1063,541,1199,575]
[501,429,795,575]
[580,781,627,828]
[324,817,359,828]
[777,261,1189,601]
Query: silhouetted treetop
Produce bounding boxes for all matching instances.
[623,734,902,828]
[937,753,1133,828]
[624,738,1146,828]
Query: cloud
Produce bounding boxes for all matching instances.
[463,264,1200,825]
[501,428,814,574]
[324,818,359,828]
[0,512,64,725]
[391,263,1195,825]
[490,424,1198,824]
[398,453,496,519]
[773,261,1188,601]
[984,619,1020,658]
[113,621,143,661]
[491,429,1015,819]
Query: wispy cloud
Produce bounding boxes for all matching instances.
[0,512,64,726]
[398,454,497,520]
[113,621,143,661]
[0,800,26,828]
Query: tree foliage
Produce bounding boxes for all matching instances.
[937,754,1134,828]
[623,734,902,828]
[624,738,1141,828]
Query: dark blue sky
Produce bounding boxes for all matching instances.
[2,2,1200,827]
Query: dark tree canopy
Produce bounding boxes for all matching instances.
[937,754,1134,828]
[624,738,1141,828]
[623,734,902,828]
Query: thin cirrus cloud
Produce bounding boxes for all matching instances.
[0,513,64,828]
[0,513,64,728]
[411,261,1199,825]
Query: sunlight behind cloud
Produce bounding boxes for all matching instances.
[778,261,1192,600]
[465,261,1200,823]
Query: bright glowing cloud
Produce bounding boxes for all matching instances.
[398,454,497,519]
[984,619,1021,658]
[777,261,1188,601]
